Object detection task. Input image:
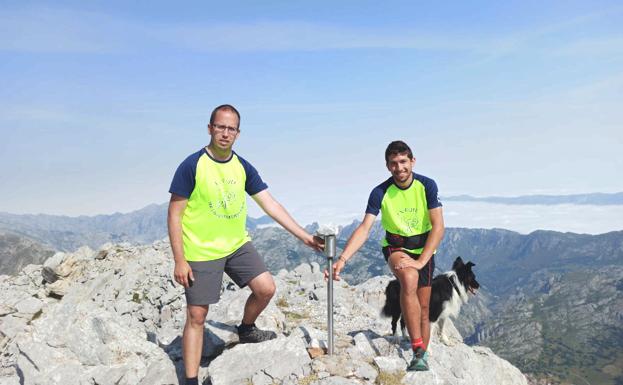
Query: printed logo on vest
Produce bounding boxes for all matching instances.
[397,207,419,233]
[208,179,245,220]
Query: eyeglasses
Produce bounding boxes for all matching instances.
[211,124,239,134]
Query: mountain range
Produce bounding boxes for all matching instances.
[0,204,273,253]
[0,231,55,276]
[249,222,623,385]
[1,203,622,384]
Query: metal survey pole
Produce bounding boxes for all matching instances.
[323,232,336,355]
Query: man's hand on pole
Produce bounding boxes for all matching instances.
[306,234,324,252]
[324,257,345,281]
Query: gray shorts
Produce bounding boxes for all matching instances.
[185,241,267,306]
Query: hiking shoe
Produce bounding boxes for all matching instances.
[407,348,429,371]
[237,324,277,344]
[422,350,431,368]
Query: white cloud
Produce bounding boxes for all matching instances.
[442,202,623,235]
[275,200,623,235]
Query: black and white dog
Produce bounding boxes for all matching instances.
[381,256,480,343]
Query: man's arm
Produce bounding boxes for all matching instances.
[168,194,194,288]
[327,213,377,281]
[395,206,445,270]
[251,190,322,251]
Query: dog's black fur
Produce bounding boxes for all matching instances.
[381,256,480,337]
[382,279,404,336]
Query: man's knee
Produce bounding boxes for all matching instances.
[396,271,419,294]
[187,305,208,327]
[258,281,276,301]
[251,274,276,301]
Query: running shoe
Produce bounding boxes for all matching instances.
[237,324,277,344]
[407,347,429,371]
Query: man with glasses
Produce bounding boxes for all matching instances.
[168,104,322,385]
[327,140,444,372]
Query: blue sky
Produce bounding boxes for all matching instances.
[1,1,622,221]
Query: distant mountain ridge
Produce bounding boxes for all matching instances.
[0,203,168,251]
[0,231,54,276]
[443,192,623,205]
[0,204,273,252]
[1,191,620,253]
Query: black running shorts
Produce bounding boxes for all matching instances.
[185,241,267,305]
[382,246,435,288]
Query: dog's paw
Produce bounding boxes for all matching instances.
[440,333,453,346]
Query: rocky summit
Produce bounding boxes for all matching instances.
[0,240,527,385]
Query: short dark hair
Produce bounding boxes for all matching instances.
[385,140,413,162]
[209,104,241,128]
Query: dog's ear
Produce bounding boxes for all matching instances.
[466,261,475,268]
[452,256,465,270]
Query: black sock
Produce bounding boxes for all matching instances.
[238,322,255,331]
[185,377,198,385]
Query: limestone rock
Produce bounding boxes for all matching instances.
[0,240,528,385]
[14,304,177,385]
[14,297,42,316]
[208,335,311,385]
[374,356,406,373]
[352,332,376,358]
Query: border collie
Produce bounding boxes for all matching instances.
[381,256,480,343]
